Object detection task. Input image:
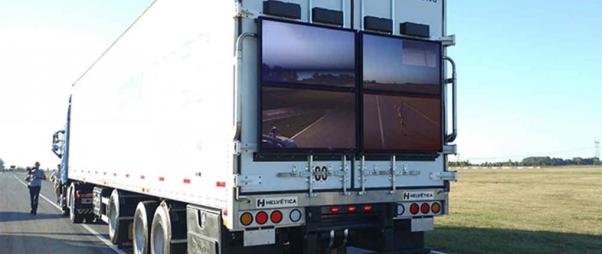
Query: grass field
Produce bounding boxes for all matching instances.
[425,167,602,254]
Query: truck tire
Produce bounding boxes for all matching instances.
[108,189,129,245]
[151,201,186,254]
[69,184,83,223]
[133,201,159,254]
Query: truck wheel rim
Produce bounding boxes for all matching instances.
[134,215,145,254]
[153,224,165,254]
[69,190,75,221]
[109,203,117,237]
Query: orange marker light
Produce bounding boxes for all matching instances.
[431,202,441,214]
[240,212,253,226]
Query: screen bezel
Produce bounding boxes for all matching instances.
[359,31,444,154]
[257,17,359,154]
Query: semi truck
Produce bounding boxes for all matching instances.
[51,0,458,253]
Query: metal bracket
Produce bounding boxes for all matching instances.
[235,174,262,186]
[430,171,458,182]
[439,34,456,47]
[341,155,349,196]
[358,156,421,195]
[276,155,350,197]
[234,141,241,155]
[234,2,254,18]
[358,156,366,195]
[442,144,458,155]
[307,155,316,197]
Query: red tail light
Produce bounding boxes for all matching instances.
[421,203,430,214]
[255,211,268,225]
[347,206,357,213]
[270,211,283,223]
[410,203,419,215]
[329,207,340,214]
[363,205,373,212]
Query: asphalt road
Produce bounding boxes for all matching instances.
[292,108,356,149]
[0,171,131,254]
[363,94,440,151]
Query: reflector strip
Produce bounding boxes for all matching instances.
[159,177,165,181]
[216,181,226,187]
[183,178,191,184]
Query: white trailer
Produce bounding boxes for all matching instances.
[51,0,458,253]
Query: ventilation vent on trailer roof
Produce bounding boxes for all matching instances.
[400,22,430,38]
[312,7,343,27]
[364,16,392,34]
[263,1,301,20]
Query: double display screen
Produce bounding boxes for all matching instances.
[260,18,441,153]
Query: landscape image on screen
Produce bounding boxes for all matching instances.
[261,87,356,150]
[363,34,441,95]
[363,94,441,152]
[261,19,356,88]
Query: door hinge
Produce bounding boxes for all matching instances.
[234,2,254,18]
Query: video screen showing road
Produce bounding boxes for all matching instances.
[363,94,441,152]
[261,87,356,151]
[363,34,441,95]
[363,33,442,152]
[261,19,356,88]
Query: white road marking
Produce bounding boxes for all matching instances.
[401,102,438,126]
[290,113,328,140]
[12,174,127,254]
[375,96,386,148]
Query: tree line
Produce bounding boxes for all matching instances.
[450,156,601,167]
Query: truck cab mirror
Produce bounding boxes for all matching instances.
[52,130,65,159]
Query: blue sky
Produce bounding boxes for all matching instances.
[448,1,602,161]
[263,19,355,70]
[363,34,440,85]
[0,0,600,167]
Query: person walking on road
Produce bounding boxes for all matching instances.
[25,162,46,215]
[50,164,61,202]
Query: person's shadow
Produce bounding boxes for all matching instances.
[0,212,64,222]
